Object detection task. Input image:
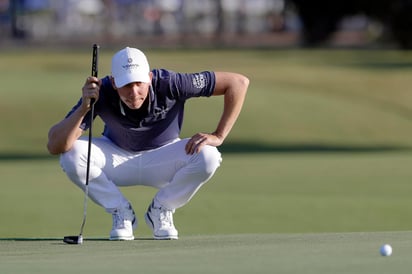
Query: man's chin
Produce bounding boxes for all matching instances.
[126,102,143,109]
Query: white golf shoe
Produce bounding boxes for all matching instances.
[109,203,137,241]
[144,200,178,240]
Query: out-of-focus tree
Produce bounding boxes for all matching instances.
[290,0,412,48]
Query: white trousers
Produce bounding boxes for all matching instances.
[59,137,222,213]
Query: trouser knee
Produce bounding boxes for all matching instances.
[59,140,89,186]
[194,145,222,178]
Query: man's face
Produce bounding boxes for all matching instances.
[117,81,150,109]
[112,73,152,109]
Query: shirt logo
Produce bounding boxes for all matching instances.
[192,74,206,89]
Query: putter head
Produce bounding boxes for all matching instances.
[63,235,83,245]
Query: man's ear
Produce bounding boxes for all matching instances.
[149,71,153,83]
[110,76,117,90]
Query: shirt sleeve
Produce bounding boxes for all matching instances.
[64,98,88,130]
[169,70,216,99]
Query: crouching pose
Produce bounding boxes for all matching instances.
[47,47,249,240]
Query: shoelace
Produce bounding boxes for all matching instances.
[159,208,174,228]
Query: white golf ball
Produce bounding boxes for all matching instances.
[380,244,392,256]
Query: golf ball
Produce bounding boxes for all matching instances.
[380,244,392,256]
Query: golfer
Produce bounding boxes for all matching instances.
[47,47,249,240]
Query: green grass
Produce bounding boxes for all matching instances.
[2,48,412,273]
[1,232,411,274]
[1,152,412,239]
[2,49,412,153]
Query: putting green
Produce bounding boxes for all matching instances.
[0,232,411,274]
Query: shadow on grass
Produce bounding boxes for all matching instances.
[350,61,412,70]
[0,238,64,241]
[219,142,411,154]
[0,143,410,161]
[0,237,153,241]
[0,153,56,161]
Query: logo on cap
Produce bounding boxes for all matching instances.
[122,61,140,70]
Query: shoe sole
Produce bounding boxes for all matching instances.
[109,235,135,241]
[144,213,178,240]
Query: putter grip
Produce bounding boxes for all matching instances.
[91,44,99,104]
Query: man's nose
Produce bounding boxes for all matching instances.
[129,83,141,95]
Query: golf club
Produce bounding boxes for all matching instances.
[63,44,99,245]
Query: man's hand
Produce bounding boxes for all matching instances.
[185,132,224,155]
[81,76,101,111]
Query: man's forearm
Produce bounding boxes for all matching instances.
[213,76,249,141]
[47,108,87,154]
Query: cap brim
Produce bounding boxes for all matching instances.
[114,72,150,88]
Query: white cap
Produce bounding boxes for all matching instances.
[111,47,150,88]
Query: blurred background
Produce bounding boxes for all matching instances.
[1,0,412,49]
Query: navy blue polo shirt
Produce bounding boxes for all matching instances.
[66,69,216,151]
